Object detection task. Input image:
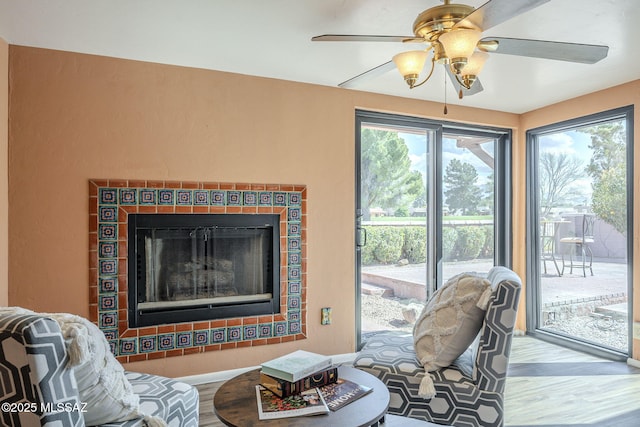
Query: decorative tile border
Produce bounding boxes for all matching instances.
[89,180,307,363]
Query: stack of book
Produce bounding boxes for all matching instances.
[256,350,372,420]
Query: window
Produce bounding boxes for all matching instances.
[526,106,633,358]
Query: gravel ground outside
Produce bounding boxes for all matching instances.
[542,315,628,352]
[361,293,628,352]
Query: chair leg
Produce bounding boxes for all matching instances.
[561,243,595,276]
[552,253,561,277]
[575,243,595,277]
[561,245,576,275]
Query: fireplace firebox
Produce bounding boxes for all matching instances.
[128,214,280,327]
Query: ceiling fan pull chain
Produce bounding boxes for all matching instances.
[443,68,448,115]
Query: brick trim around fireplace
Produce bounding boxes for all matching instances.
[89,179,307,363]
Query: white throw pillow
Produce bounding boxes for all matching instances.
[43,312,158,426]
[413,273,492,399]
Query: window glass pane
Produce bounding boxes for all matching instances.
[358,124,430,338]
[534,118,629,354]
[441,135,495,282]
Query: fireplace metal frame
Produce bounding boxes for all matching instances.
[127,213,281,327]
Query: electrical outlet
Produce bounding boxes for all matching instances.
[321,307,332,325]
[634,322,640,340]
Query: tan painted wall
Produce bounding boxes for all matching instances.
[519,81,640,358]
[9,45,638,374]
[7,46,519,376]
[0,38,7,306]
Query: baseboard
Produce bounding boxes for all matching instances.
[179,366,259,385]
[177,352,358,385]
[627,357,640,369]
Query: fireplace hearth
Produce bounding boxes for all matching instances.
[129,214,280,327]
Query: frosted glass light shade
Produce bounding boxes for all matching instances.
[461,51,489,76]
[439,29,482,60]
[393,50,428,77]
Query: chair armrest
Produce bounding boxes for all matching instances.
[473,278,521,393]
[0,312,84,427]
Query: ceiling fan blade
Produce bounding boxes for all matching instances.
[312,34,422,43]
[338,60,397,89]
[446,67,484,97]
[482,37,609,64]
[455,0,550,31]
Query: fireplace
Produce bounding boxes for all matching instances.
[89,179,306,362]
[128,213,280,327]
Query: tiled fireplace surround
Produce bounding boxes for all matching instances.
[89,179,307,363]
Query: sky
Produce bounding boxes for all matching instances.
[539,129,594,206]
[401,128,595,189]
[400,131,494,187]
[383,120,624,213]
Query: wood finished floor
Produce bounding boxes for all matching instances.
[195,336,640,426]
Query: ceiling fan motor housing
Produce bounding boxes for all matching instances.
[412,3,475,41]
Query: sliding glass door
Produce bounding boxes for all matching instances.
[526,106,633,358]
[356,111,511,347]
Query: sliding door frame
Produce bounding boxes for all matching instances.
[355,109,513,349]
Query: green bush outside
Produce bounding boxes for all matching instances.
[481,225,494,258]
[402,226,427,263]
[361,226,404,264]
[455,226,486,260]
[442,226,458,261]
[362,224,490,265]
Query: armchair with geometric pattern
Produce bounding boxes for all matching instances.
[353,266,521,427]
[0,310,200,427]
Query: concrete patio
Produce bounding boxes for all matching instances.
[362,258,630,351]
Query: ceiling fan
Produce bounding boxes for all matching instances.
[312,0,609,100]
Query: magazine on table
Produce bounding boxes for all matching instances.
[319,378,373,411]
[255,385,330,420]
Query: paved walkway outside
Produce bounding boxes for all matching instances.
[362,258,628,306]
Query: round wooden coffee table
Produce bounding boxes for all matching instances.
[214,366,390,426]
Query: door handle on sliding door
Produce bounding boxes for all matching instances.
[356,226,367,247]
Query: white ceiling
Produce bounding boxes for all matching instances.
[0,0,638,114]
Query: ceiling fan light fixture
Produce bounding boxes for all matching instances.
[393,50,428,87]
[439,28,482,74]
[460,51,489,88]
[432,41,449,64]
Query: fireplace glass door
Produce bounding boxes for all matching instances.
[128,214,279,327]
[140,226,272,309]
